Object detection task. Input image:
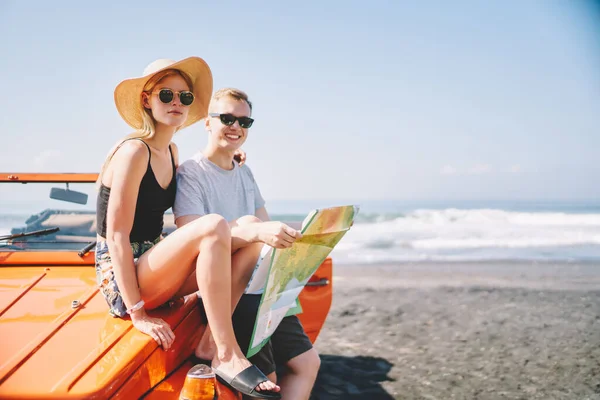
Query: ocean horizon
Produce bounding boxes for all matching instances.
[2,199,600,264]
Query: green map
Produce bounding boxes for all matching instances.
[247,205,357,357]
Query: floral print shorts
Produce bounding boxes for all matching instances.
[95,237,160,317]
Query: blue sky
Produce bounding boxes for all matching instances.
[0,1,599,201]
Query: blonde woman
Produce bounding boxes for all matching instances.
[95,57,280,399]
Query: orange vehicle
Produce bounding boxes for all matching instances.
[0,173,334,399]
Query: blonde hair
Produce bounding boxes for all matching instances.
[98,69,193,187]
[209,88,252,113]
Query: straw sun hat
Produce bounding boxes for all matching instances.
[114,57,213,130]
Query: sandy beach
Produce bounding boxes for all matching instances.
[310,262,600,400]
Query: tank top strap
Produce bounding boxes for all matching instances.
[168,144,176,172]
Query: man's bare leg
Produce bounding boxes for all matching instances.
[278,349,321,400]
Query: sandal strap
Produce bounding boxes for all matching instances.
[231,365,268,393]
[215,365,281,399]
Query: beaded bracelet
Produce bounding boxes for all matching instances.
[126,300,145,315]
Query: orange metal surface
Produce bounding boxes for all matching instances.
[110,308,205,400]
[0,265,203,399]
[0,251,95,265]
[298,258,333,343]
[0,173,98,183]
[0,260,333,399]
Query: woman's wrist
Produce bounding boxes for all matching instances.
[127,299,145,315]
[129,306,147,321]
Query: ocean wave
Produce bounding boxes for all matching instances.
[331,208,600,263]
[3,207,600,262]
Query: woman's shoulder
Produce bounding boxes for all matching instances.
[116,139,149,155]
[101,139,150,187]
[111,140,151,170]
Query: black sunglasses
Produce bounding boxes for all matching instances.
[147,88,195,106]
[209,113,254,128]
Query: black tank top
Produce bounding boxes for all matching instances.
[96,139,176,242]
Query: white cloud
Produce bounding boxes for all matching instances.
[440,165,458,175]
[33,149,62,169]
[467,164,492,175]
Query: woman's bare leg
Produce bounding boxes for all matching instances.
[196,216,265,360]
[135,214,278,391]
[135,214,229,306]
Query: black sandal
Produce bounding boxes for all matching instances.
[214,364,281,399]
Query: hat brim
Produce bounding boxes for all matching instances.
[114,57,213,130]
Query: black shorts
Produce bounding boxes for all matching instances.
[232,294,313,376]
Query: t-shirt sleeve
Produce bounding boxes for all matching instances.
[246,166,266,210]
[173,161,207,220]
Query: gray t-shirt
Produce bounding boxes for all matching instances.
[173,152,266,222]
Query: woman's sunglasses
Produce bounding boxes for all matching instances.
[209,113,254,128]
[146,88,195,106]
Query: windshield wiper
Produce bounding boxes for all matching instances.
[78,241,97,257]
[0,227,60,241]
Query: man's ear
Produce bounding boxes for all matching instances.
[205,115,211,132]
[141,92,151,109]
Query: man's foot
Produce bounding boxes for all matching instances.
[194,325,217,360]
[212,352,280,394]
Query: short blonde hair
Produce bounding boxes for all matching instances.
[209,88,252,113]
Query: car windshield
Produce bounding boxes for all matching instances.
[0,181,97,251]
[0,179,174,251]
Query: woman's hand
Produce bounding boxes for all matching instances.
[131,309,175,350]
[257,221,302,249]
[233,148,247,166]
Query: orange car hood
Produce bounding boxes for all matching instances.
[0,265,203,399]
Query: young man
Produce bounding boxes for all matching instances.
[173,88,321,400]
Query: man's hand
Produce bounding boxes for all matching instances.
[257,221,302,249]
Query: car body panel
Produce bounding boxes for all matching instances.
[0,173,334,399]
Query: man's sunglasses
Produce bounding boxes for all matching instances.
[146,89,195,106]
[209,113,254,128]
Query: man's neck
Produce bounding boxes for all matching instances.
[203,145,236,170]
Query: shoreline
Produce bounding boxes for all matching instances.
[331,261,600,291]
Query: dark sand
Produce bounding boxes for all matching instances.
[310,262,600,400]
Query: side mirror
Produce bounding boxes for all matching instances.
[50,184,88,205]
